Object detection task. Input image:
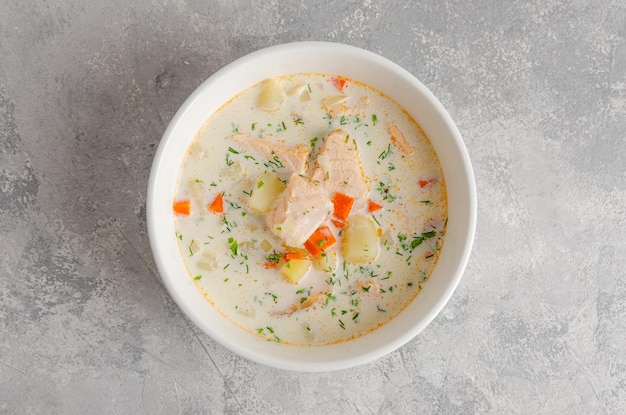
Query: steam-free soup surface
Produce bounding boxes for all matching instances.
[174,73,447,345]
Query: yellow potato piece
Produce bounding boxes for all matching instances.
[260,239,273,253]
[248,172,285,214]
[188,178,206,206]
[197,252,217,271]
[321,95,348,112]
[279,258,312,284]
[257,78,285,110]
[313,250,337,273]
[342,214,379,264]
[299,90,311,102]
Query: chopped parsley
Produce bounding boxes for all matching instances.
[227,237,238,257]
[225,153,234,166]
[377,181,397,203]
[379,144,392,160]
[265,292,278,303]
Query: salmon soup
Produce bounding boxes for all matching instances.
[173,73,447,346]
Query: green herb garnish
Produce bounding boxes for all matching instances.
[228,237,238,257]
[379,144,392,160]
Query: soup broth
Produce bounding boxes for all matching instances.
[173,73,447,345]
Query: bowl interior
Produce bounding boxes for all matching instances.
[147,41,476,371]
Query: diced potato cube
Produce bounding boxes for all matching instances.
[380,230,396,252]
[260,239,273,252]
[321,95,348,112]
[313,250,337,273]
[188,239,201,256]
[188,179,206,206]
[238,240,256,255]
[248,172,285,214]
[285,83,312,102]
[279,258,312,284]
[188,141,210,159]
[257,78,285,110]
[221,161,244,180]
[299,90,311,102]
[286,82,305,95]
[342,214,379,264]
[197,252,218,271]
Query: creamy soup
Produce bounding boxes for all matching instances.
[173,73,447,346]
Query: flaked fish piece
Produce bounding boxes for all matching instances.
[234,133,310,174]
[289,291,324,313]
[272,291,326,316]
[311,129,369,200]
[266,173,333,247]
[387,122,414,155]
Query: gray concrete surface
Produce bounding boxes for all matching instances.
[1,0,625,413]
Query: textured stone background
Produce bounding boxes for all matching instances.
[1,0,625,413]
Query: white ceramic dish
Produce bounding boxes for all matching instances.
[147,41,476,371]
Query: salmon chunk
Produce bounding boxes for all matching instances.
[267,173,333,247]
[311,129,369,200]
[387,122,414,155]
[234,133,310,174]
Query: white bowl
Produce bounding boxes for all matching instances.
[147,41,476,371]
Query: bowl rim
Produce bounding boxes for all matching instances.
[147,41,477,372]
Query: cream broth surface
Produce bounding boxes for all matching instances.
[174,73,447,345]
